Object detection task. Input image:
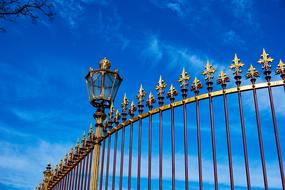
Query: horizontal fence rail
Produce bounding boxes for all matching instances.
[37,50,285,190]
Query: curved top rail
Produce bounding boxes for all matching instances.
[100,79,284,142]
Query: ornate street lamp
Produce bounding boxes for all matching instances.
[85,57,122,190]
[85,57,123,109]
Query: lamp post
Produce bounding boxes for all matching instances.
[85,57,122,190]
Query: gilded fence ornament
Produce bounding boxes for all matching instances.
[43,163,52,189]
[191,77,202,95]
[178,68,190,98]
[75,139,80,156]
[217,71,230,89]
[87,122,95,143]
[167,84,178,103]
[121,93,129,122]
[136,84,146,113]
[82,131,87,148]
[69,147,74,162]
[202,60,215,82]
[246,64,260,84]
[114,110,121,125]
[230,54,244,87]
[156,75,167,106]
[129,100,137,117]
[202,61,215,92]
[64,152,69,165]
[108,103,115,128]
[146,91,156,109]
[276,59,285,81]
[258,49,273,81]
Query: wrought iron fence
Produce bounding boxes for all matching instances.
[37,49,285,190]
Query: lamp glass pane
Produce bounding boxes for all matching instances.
[92,72,102,98]
[103,72,115,99]
[110,76,122,101]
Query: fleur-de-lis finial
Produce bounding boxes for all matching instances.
[246,64,260,83]
[69,147,74,161]
[230,54,244,76]
[64,152,68,164]
[136,84,146,104]
[202,60,215,82]
[75,139,80,155]
[276,59,285,80]
[217,71,230,89]
[178,67,190,88]
[121,93,129,110]
[108,103,115,119]
[82,131,87,147]
[178,68,190,98]
[166,84,178,102]
[146,91,156,109]
[114,110,121,124]
[191,77,202,95]
[128,100,137,116]
[155,75,167,97]
[258,49,273,71]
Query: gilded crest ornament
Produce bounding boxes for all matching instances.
[155,75,167,97]
[230,54,244,75]
[146,91,156,108]
[246,64,260,80]
[114,110,121,124]
[108,103,115,119]
[191,77,202,93]
[258,49,273,71]
[276,59,285,76]
[166,84,178,101]
[136,84,146,104]
[217,71,230,85]
[202,60,215,82]
[129,100,137,116]
[121,93,129,110]
[178,68,190,88]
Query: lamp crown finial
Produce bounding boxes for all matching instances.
[99,57,111,70]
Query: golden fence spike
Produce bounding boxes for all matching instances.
[167,84,178,100]
[191,77,202,95]
[217,70,230,89]
[276,59,285,80]
[146,91,156,109]
[108,102,115,119]
[202,60,215,82]
[114,109,121,124]
[230,53,244,75]
[129,100,137,116]
[136,84,146,104]
[155,75,167,96]
[178,67,190,88]
[258,48,273,71]
[246,64,260,81]
[121,93,129,110]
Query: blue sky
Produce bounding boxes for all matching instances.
[0,0,285,189]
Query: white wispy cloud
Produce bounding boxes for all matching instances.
[0,139,71,189]
[150,0,189,17]
[141,35,226,75]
